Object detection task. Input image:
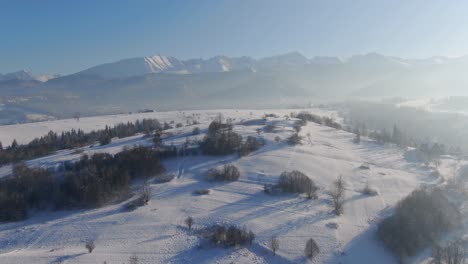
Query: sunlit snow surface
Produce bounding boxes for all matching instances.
[0,109,461,263]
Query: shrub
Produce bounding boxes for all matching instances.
[192,127,200,135]
[163,122,173,130]
[274,136,281,143]
[323,117,342,130]
[185,216,194,230]
[207,164,240,181]
[293,122,303,133]
[331,175,346,215]
[287,133,302,145]
[305,238,320,259]
[264,124,276,133]
[125,186,150,211]
[176,123,183,128]
[359,163,370,170]
[361,182,378,196]
[296,112,323,124]
[269,236,280,256]
[128,254,139,264]
[155,173,175,183]
[263,113,279,118]
[85,240,95,253]
[264,184,282,195]
[278,170,318,198]
[377,188,461,258]
[193,189,211,195]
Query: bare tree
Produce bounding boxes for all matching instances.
[331,175,346,215]
[269,236,280,256]
[306,132,313,145]
[141,184,151,205]
[85,239,95,253]
[433,240,465,264]
[185,216,194,230]
[305,179,318,199]
[305,238,320,259]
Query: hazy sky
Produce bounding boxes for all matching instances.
[1,0,468,75]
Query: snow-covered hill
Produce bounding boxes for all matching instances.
[0,108,458,263]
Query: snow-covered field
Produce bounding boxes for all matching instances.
[0,108,337,147]
[0,109,461,264]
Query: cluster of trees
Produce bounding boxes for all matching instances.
[377,188,461,260]
[294,111,342,130]
[343,101,466,155]
[287,132,303,145]
[187,217,255,249]
[206,224,255,247]
[0,164,54,221]
[61,147,165,208]
[201,117,265,156]
[263,113,279,119]
[366,125,408,146]
[201,118,242,155]
[207,164,240,181]
[0,146,166,221]
[433,240,465,264]
[267,236,320,260]
[355,124,448,164]
[277,170,318,199]
[0,119,163,166]
[238,136,264,157]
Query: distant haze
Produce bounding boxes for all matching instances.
[3,51,468,124]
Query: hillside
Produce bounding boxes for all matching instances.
[0,109,458,263]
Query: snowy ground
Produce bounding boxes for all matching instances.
[0,109,461,264]
[0,108,337,147]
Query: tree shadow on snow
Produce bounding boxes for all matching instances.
[51,252,86,264]
[323,225,397,264]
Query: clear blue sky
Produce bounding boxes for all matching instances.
[1,0,467,75]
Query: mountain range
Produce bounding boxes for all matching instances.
[2,51,468,122]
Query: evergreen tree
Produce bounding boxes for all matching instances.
[11,139,18,149]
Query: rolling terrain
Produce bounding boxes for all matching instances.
[0,109,459,263]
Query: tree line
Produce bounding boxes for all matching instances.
[0,119,163,166]
[0,146,167,221]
